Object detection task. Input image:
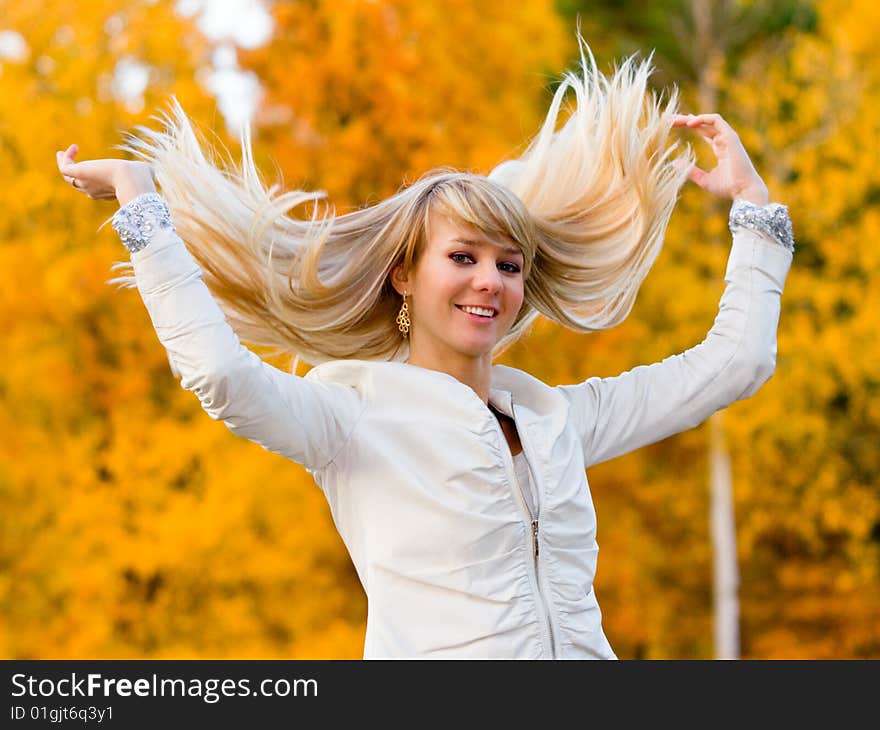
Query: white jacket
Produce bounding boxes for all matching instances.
[125,197,792,659]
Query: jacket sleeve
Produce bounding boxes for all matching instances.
[121,196,365,474]
[556,201,793,468]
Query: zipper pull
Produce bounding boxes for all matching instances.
[532,520,539,558]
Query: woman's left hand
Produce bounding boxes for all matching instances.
[671,113,769,206]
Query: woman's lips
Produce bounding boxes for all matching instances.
[456,304,497,323]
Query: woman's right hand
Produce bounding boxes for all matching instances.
[56,144,154,203]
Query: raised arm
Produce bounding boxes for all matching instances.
[112,193,365,473]
[555,113,794,468]
[557,199,793,467]
[56,145,364,474]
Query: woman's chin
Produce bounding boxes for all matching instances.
[452,336,501,359]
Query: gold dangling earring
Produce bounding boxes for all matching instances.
[396,290,411,338]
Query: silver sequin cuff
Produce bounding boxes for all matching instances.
[111,192,175,253]
[729,198,795,253]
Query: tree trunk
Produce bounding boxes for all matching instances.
[710,411,740,658]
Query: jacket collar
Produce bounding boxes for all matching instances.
[488,384,514,417]
[307,359,550,420]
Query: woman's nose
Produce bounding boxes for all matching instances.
[473,264,503,292]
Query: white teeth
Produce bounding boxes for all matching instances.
[460,306,495,318]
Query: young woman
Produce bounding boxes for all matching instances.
[56,38,794,659]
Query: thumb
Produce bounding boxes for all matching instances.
[687,164,709,187]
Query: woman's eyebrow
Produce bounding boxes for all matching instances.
[450,237,523,257]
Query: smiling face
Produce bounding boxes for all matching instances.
[391,209,526,369]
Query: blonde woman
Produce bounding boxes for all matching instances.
[55,37,794,659]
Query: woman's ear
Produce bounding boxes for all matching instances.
[390,263,410,296]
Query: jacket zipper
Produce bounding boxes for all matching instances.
[522,488,558,659]
[490,407,557,658]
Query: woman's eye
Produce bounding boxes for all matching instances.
[450,253,520,274]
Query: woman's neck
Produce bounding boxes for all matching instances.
[406,350,494,404]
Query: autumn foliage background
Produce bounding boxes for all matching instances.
[1,0,878,659]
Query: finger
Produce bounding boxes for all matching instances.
[57,145,77,169]
[685,114,731,139]
[686,113,724,125]
[58,157,79,175]
[688,164,710,187]
[670,113,696,127]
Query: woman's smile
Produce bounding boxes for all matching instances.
[456,304,499,322]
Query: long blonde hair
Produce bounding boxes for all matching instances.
[105,32,693,370]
